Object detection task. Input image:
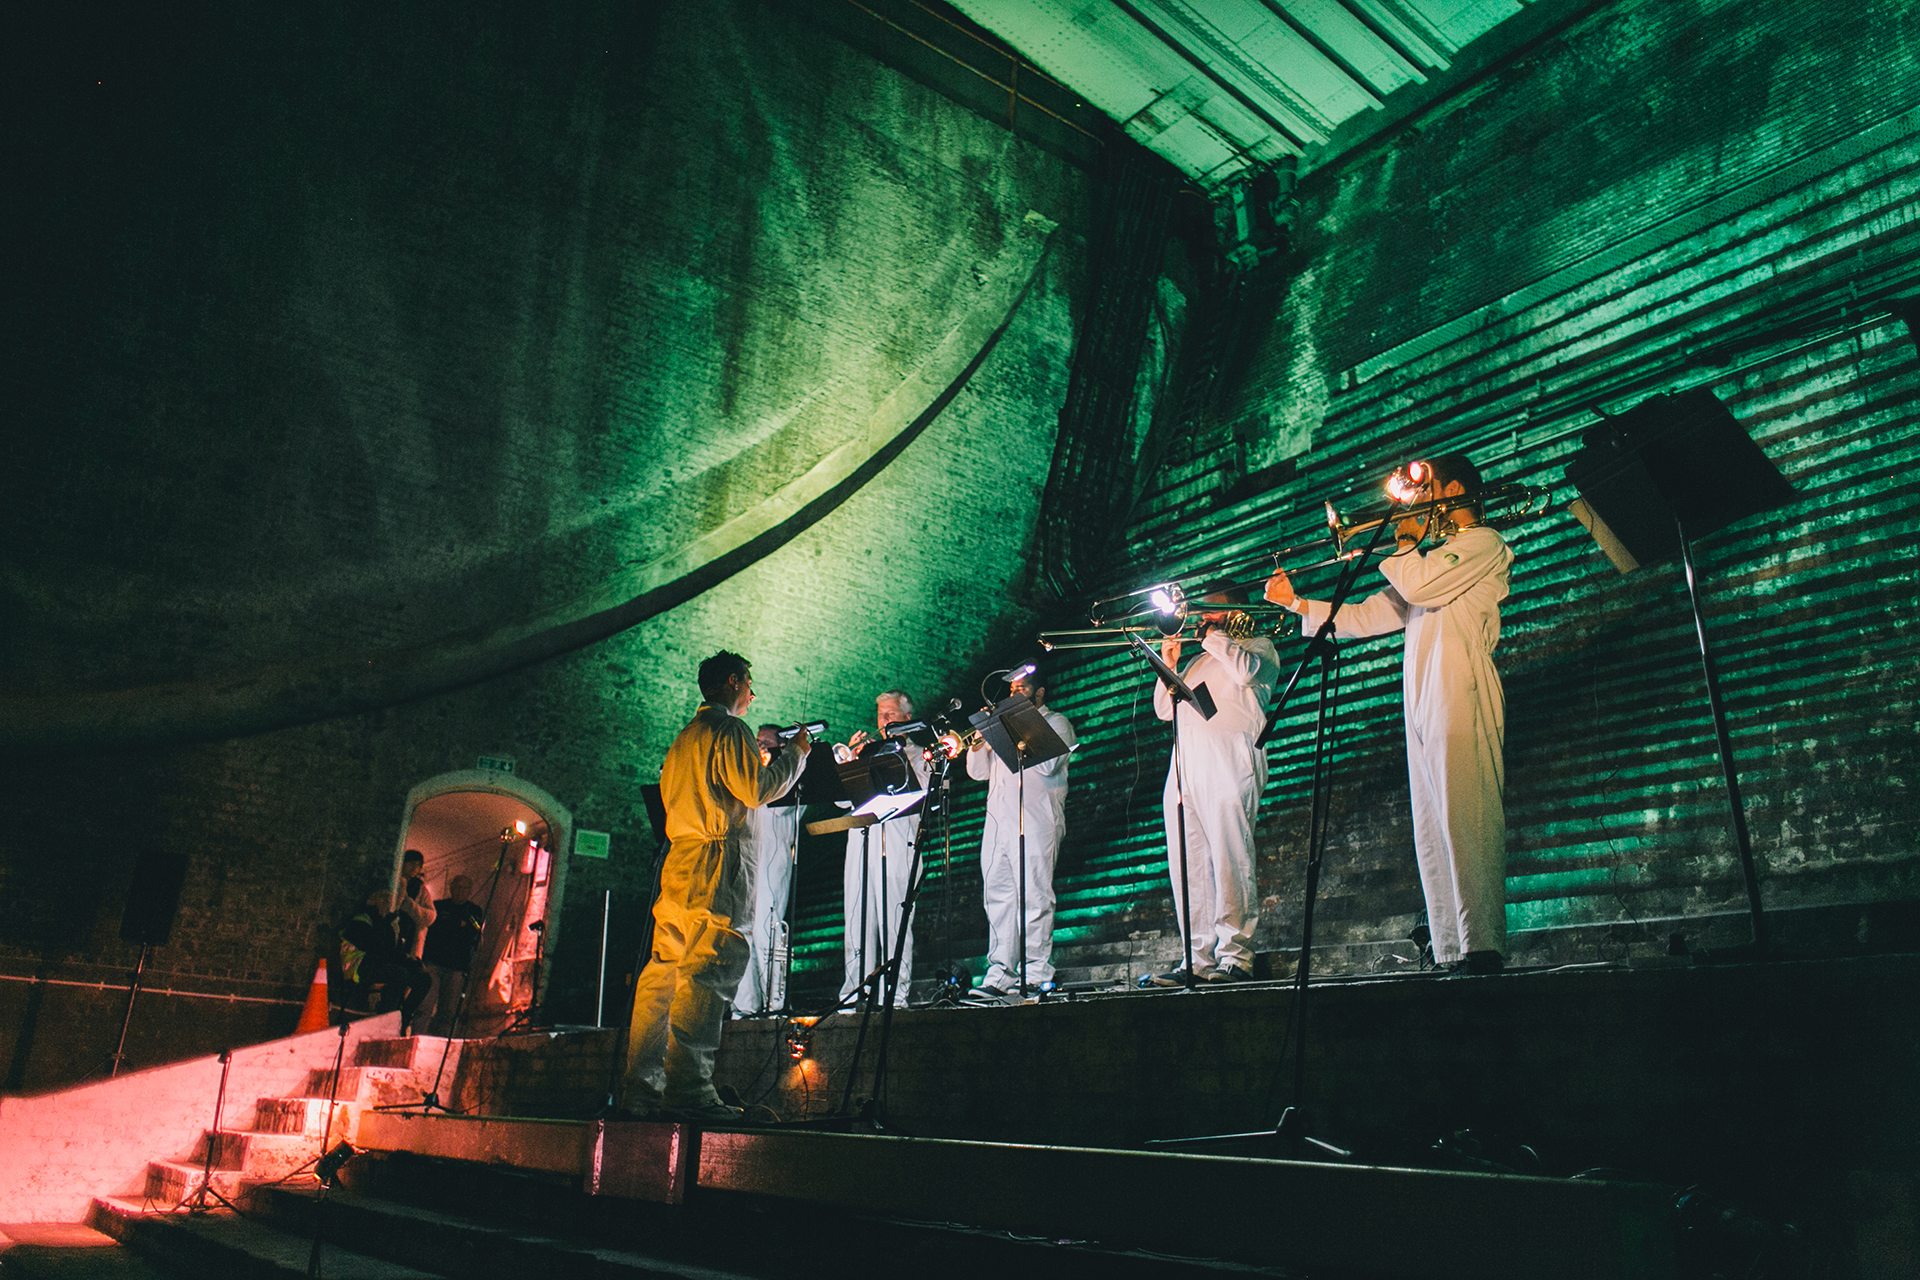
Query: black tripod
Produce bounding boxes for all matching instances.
[923,759,968,1006]
[174,1048,243,1215]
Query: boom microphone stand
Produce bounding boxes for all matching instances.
[1154,508,1399,1158]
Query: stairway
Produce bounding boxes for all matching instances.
[88,1035,460,1224]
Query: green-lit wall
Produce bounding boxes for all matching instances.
[1,0,1092,1083]
[1030,0,1920,976]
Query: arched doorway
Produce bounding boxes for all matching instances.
[391,772,573,1035]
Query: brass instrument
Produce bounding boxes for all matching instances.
[1039,608,1272,652]
[1325,481,1546,554]
[934,724,985,759]
[1047,467,1545,653]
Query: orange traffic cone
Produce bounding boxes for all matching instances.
[295,957,331,1033]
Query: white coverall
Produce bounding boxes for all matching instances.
[965,705,1077,990]
[624,705,804,1110]
[734,799,803,1015]
[1154,629,1282,976]
[840,748,930,1007]
[1292,524,1513,963]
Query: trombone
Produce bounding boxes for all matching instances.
[1325,481,1546,554]
[1039,594,1291,651]
[1046,476,1547,652]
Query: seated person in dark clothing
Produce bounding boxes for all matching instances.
[421,874,486,1036]
[338,887,431,1034]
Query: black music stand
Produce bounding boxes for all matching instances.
[803,743,926,1009]
[1567,389,1796,957]
[972,693,1074,996]
[1129,634,1216,991]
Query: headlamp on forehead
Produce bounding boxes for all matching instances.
[1385,459,1432,505]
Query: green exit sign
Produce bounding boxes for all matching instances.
[574,830,610,860]
[477,755,516,774]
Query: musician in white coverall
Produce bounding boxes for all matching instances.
[1265,453,1514,974]
[623,652,808,1121]
[840,689,929,1007]
[965,666,1076,999]
[735,723,804,1016]
[1149,592,1282,985]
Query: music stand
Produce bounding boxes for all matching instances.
[971,693,1074,996]
[1567,388,1796,957]
[802,743,926,1010]
[1129,633,1216,990]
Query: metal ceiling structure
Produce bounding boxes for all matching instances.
[947,0,1536,192]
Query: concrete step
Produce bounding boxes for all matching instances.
[103,1202,436,1280]
[301,1065,427,1109]
[203,1130,322,1182]
[351,1036,460,1073]
[252,1095,340,1138]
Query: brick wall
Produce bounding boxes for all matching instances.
[1034,0,1920,974]
[1,0,1094,1087]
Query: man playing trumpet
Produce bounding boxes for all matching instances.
[1264,453,1514,975]
[623,652,808,1122]
[1148,590,1281,985]
[839,689,929,1008]
[965,663,1076,1000]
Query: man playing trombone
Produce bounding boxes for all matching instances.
[1264,453,1514,975]
[1148,591,1282,985]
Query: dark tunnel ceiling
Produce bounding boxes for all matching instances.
[948,0,1539,191]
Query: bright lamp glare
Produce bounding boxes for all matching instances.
[1150,588,1175,614]
[1385,460,1431,504]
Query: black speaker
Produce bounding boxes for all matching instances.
[119,844,189,945]
[1565,389,1795,572]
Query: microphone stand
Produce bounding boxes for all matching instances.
[177,1048,242,1215]
[1127,634,1216,989]
[1156,509,1399,1158]
[850,752,945,1128]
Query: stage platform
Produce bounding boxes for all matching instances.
[33,955,1912,1278]
[416,952,1918,1273]
[453,955,1914,1185]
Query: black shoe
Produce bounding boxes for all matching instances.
[1203,964,1253,983]
[1446,951,1506,977]
[1142,967,1193,988]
